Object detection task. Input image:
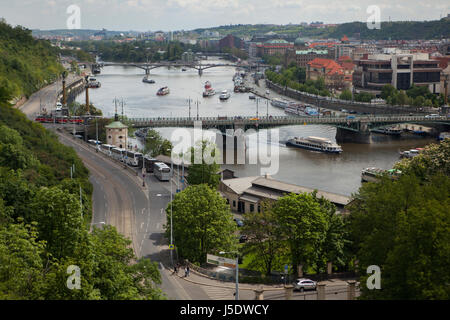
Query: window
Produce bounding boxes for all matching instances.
[119,136,123,139]
[108,136,111,139]
[250,204,255,212]
[233,200,236,207]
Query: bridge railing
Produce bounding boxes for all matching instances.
[128,115,448,126]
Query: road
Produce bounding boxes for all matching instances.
[19,74,81,120]
[20,71,358,301]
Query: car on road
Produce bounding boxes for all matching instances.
[348,110,357,114]
[265,90,270,95]
[234,218,244,227]
[340,109,348,113]
[425,114,440,118]
[293,279,317,292]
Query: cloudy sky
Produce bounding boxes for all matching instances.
[1,0,449,31]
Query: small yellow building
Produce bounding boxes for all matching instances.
[105,120,128,148]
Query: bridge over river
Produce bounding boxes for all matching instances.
[94,61,269,75]
[128,115,450,143]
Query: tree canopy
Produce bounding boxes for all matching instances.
[165,184,237,264]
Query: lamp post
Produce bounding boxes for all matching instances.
[219,251,239,300]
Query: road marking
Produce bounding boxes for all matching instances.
[156,223,161,230]
[159,262,165,270]
[141,208,145,215]
[140,222,144,230]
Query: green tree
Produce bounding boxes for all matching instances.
[186,140,221,189]
[241,201,287,275]
[339,89,353,100]
[272,193,328,275]
[0,221,47,299]
[381,84,396,100]
[144,129,172,157]
[29,186,85,260]
[165,184,237,264]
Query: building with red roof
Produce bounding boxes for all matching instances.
[306,58,349,90]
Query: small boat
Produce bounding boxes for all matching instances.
[270,98,291,109]
[203,81,216,97]
[286,136,342,153]
[87,77,101,88]
[361,167,402,182]
[438,132,450,141]
[399,148,422,158]
[142,76,155,84]
[285,103,306,116]
[249,94,255,100]
[219,90,230,100]
[182,68,187,72]
[157,87,170,96]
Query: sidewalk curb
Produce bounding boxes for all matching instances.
[169,268,285,292]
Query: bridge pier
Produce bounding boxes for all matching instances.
[145,68,150,75]
[198,69,203,76]
[336,127,371,144]
[215,130,246,165]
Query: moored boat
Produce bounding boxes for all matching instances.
[361,167,402,182]
[286,136,342,153]
[372,126,402,135]
[270,98,292,109]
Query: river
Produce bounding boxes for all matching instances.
[76,60,434,196]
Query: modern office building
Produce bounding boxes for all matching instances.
[353,50,442,94]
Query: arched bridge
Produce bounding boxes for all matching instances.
[96,61,268,75]
[128,115,450,143]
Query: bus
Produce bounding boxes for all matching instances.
[100,144,114,156]
[111,147,126,161]
[142,156,157,173]
[153,162,171,181]
[126,150,143,167]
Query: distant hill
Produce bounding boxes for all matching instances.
[329,19,450,40]
[194,19,450,40]
[31,29,136,39]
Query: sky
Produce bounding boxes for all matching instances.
[0,0,449,31]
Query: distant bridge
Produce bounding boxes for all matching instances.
[128,115,450,143]
[95,61,269,75]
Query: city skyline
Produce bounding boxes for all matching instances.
[0,0,449,32]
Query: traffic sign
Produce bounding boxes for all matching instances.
[169,244,175,250]
[284,264,288,274]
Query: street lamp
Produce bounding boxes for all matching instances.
[219,251,239,300]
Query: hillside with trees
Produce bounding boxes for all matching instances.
[0,20,64,102]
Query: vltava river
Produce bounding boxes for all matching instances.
[76,60,434,196]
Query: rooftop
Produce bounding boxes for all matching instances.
[105,121,128,129]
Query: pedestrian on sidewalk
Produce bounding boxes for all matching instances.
[184,266,188,277]
[187,265,190,277]
[173,264,178,275]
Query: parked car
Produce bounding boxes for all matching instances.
[239,235,248,243]
[293,279,317,292]
[234,218,244,227]
[349,110,357,114]
[340,109,348,113]
[265,90,270,95]
[425,114,440,118]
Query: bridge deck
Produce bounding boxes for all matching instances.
[128,115,450,129]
